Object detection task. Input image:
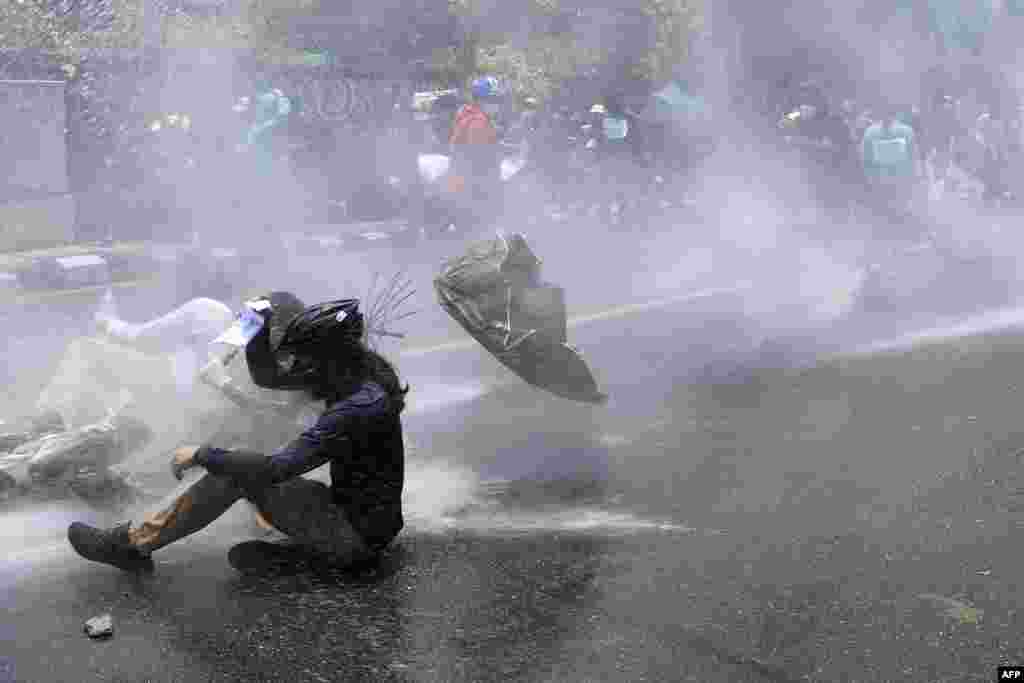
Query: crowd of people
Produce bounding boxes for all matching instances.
[742,71,1024,238]
[99,59,1024,249]
[394,70,1024,239]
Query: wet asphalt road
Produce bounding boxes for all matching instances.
[5,222,1024,681]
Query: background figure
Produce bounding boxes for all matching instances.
[860,105,923,239]
[448,77,502,228]
[974,107,1015,206]
[598,94,644,227]
[231,83,301,252]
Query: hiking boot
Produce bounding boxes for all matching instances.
[68,522,154,572]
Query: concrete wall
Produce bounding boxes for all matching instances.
[0,195,75,252]
[0,79,73,252]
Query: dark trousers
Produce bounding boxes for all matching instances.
[130,473,374,566]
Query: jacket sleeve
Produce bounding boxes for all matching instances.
[194,407,350,488]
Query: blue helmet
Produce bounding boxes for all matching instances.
[471,76,497,100]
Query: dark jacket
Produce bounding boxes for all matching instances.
[195,381,404,550]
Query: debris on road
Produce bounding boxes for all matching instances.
[84,614,113,639]
[916,593,983,625]
[435,232,607,404]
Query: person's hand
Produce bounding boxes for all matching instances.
[171,446,200,481]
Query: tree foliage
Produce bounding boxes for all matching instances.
[0,0,703,96]
[634,0,704,83]
[438,0,703,101]
[0,0,322,68]
[0,0,144,76]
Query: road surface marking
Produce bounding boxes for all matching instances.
[399,283,753,359]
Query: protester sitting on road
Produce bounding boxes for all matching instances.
[68,297,408,574]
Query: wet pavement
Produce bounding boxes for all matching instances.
[5,230,1024,681]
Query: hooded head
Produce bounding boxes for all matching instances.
[241,291,309,391]
[244,295,407,408]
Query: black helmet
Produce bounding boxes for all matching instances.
[277,299,364,358]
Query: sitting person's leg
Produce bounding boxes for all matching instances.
[251,478,374,566]
[129,472,247,552]
[68,472,247,570]
[69,474,374,572]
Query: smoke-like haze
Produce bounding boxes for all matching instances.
[9,1,1024,561]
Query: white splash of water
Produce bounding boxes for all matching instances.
[402,461,705,535]
[851,306,1024,356]
[0,500,102,556]
[438,507,702,534]
[403,460,482,524]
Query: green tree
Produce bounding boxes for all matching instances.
[0,0,145,77]
[437,0,703,102]
[633,0,704,83]
[438,0,594,91]
[0,0,322,68]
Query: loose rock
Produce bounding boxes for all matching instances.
[84,613,113,639]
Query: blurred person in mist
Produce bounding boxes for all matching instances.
[69,296,408,575]
[430,91,461,151]
[597,93,644,227]
[505,96,540,150]
[524,103,575,205]
[779,94,856,221]
[924,92,965,197]
[860,103,923,237]
[232,81,296,244]
[448,77,502,218]
[973,105,1017,206]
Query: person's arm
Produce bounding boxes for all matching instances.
[193,404,348,487]
[193,387,389,487]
